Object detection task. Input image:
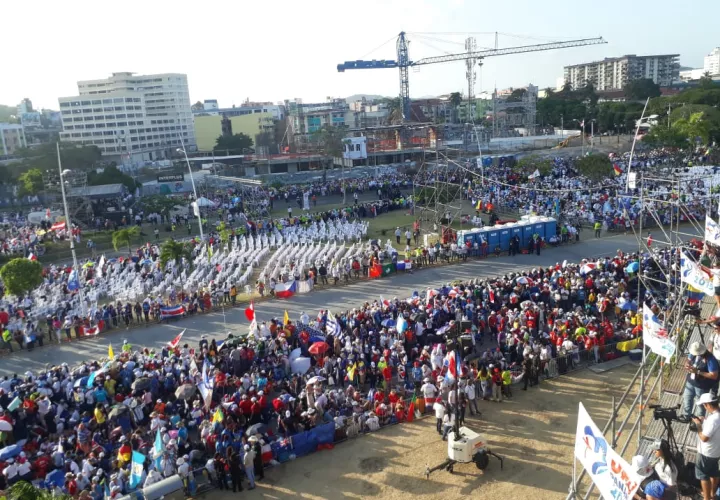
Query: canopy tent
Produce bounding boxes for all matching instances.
[195,197,216,207]
[67,183,125,199]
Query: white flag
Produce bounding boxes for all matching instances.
[680,252,714,296]
[642,304,675,361]
[706,215,720,245]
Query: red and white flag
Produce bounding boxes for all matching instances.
[244,301,255,322]
[84,325,99,336]
[51,222,67,232]
[27,253,37,261]
[168,329,185,349]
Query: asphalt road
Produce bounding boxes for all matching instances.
[0,229,669,378]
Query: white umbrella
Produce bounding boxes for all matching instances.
[307,376,326,385]
[291,357,311,375]
[289,348,303,363]
[0,420,12,432]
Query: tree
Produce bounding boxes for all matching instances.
[515,155,553,177]
[385,97,403,125]
[506,88,527,103]
[449,92,462,123]
[6,481,73,500]
[642,126,688,148]
[576,154,613,182]
[699,72,716,90]
[159,239,194,290]
[17,168,43,196]
[0,259,43,297]
[623,78,661,101]
[87,165,138,191]
[112,226,141,254]
[191,101,204,111]
[674,111,711,145]
[214,133,253,153]
[141,195,183,220]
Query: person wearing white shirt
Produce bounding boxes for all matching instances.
[365,413,380,432]
[692,393,720,499]
[441,412,456,441]
[420,379,438,407]
[2,459,19,485]
[433,400,446,434]
[464,382,479,416]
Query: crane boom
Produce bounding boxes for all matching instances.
[412,37,606,66]
[336,32,607,122]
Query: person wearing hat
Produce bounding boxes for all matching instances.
[680,342,719,422]
[242,443,256,489]
[692,391,720,500]
[629,455,656,497]
[639,439,678,500]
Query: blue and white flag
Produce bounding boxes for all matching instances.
[325,312,341,336]
[396,315,408,334]
[67,269,80,292]
[153,429,164,470]
[706,215,720,246]
[129,451,146,489]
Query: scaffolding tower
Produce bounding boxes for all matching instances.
[567,168,712,499]
[42,169,92,226]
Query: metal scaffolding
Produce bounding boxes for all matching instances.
[567,169,710,499]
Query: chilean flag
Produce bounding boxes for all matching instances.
[275,280,297,299]
[160,304,185,320]
[244,301,255,322]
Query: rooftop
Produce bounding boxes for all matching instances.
[565,54,680,68]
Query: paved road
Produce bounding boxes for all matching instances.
[0,230,681,377]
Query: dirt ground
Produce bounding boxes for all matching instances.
[209,363,643,500]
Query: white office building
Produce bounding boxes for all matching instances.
[58,72,195,162]
[704,48,720,76]
[564,54,679,91]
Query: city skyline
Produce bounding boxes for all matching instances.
[3,0,718,110]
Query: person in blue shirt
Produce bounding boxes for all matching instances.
[94,386,108,404]
[680,341,720,421]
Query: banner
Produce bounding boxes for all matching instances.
[574,402,642,500]
[129,451,146,489]
[643,304,675,361]
[706,215,720,245]
[616,338,641,352]
[680,252,714,296]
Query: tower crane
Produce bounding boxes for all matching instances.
[337,32,606,121]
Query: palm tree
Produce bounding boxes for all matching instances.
[449,92,462,123]
[159,239,194,292]
[7,481,73,500]
[111,226,141,255]
[386,97,404,125]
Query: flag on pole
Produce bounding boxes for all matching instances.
[153,429,164,470]
[244,301,255,322]
[283,310,290,326]
[326,311,341,336]
[212,407,224,423]
[396,315,408,334]
[108,344,115,360]
[613,163,623,176]
[167,329,185,349]
[406,394,417,423]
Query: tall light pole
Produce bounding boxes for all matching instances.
[56,142,87,317]
[177,137,204,241]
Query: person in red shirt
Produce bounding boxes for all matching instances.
[33,452,51,479]
[382,365,392,393]
[65,474,79,496]
[238,395,252,417]
[0,309,9,327]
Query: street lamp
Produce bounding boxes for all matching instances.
[56,142,87,317]
[176,137,204,241]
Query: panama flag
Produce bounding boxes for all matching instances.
[444,350,462,382]
[167,329,185,349]
[426,289,439,303]
[379,296,390,308]
[27,253,37,261]
[244,301,255,322]
[275,280,297,299]
[160,304,185,319]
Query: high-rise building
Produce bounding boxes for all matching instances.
[0,123,27,156]
[58,72,195,162]
[704,48,720,76]
[564,54,679,91]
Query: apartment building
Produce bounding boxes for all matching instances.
[0,123,27,156]
[564,54,679,91]
[58,72,195,162]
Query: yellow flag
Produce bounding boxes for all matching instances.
[283,310,290,325]
[108,344,115,360]
[212,407,224,423]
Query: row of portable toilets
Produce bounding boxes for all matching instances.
[457,216,558,251]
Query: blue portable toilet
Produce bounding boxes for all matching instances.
[499,228,511,251]
[545,218,557,240]
[533,222,545,240]
[486,229,499,250]
[463,232,476,247]
[510,225,522,247]
[522,224,534,248]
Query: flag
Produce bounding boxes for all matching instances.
[475,200,481,210]
[275,280,297,298]
[160,304,185,319]
[687,285,705,303]
[244,301,255,322]
[346,362,357,382]
[104,481,111,499]
[406,394,417,423]
[198,360,214,409]
[167,329,185,349]
[326,312,341,336]
[7,396,21,412]
[108,344,115,360]
[647,234,653,247]
[706,215,720,245]
[283,310,290,326]
[67,269,80,292]
[51,221,66,232]
[212,407,224,423]
[27,253,37,261]
[379,295,390,308]
[129,451,146,489]
[84,325,99,336]
[153,429,164,470]
[207,243,213,262]
[613,163,622,176]
[397,315,408,334]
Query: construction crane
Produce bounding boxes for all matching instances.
[337,32,607,121]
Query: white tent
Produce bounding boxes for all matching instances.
[195,197,216,207]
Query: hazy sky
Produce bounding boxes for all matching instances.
[3,0,716,110]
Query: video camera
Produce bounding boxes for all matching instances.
[650,404,681,421]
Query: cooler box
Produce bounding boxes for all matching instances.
[628,349,643,362]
